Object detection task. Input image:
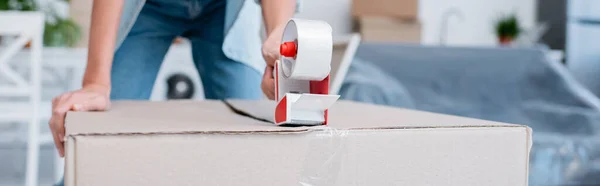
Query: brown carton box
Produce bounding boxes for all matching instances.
[358,16,422,43]
[352,0,418,20]
[69,0,93,48]
[64,100,531,186]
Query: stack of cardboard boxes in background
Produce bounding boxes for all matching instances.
[69,0,92,48]
[352,0,421,43]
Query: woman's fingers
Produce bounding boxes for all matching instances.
[49,88,111,157]
[49,114,64,157]
[50,101,68,157]
[262,65,276,100]
[49,91,107,156]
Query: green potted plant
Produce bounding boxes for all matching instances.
[43,0,82,47]
[0,0,81,47]
[495,14,521,46]
[0,0,37,11]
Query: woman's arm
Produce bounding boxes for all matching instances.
[48,0,123,157]
[259,0,296,100]
[82,0,125,95]
[261,0,296,36]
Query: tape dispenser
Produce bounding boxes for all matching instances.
[274,18,340,126]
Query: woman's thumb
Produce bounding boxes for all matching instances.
[71,96,108,112]
[71,104,82,111]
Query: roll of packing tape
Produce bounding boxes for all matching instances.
[280,19,333,80]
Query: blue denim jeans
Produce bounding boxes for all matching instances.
[110,0,262,100]
[55,0,260,185]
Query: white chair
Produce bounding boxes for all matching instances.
[330,33,361,95]
[0,11,45,186]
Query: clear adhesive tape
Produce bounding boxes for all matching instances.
[280,19,333,81]
[299,126,348,186]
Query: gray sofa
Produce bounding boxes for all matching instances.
[339,43,600,186]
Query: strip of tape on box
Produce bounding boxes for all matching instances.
[299,126,349,186]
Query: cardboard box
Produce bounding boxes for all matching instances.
[352,0,418,20]
[64,100,531,186]
[69,0,93,48]
[358,16,422,43]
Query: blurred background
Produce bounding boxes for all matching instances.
[1,0,600,185]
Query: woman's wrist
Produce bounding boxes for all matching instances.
[261,0,296,35]
[82,82,111,96]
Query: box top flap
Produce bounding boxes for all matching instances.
[65,100,524,136]
[225,100,521,129]
[65,100,309,136]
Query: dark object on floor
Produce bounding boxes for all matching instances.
[166,73,195,99]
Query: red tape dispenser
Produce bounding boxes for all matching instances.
[274,19,340,126]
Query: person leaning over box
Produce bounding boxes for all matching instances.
[49,0,298,185]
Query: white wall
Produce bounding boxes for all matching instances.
[295,0,537,46]
[294,0,354,36]
[420,0,537,46]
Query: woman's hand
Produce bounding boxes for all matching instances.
[50,0,122,156]
[49,84,110,157]
[259,0,295,100]
[261,25,285,100]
